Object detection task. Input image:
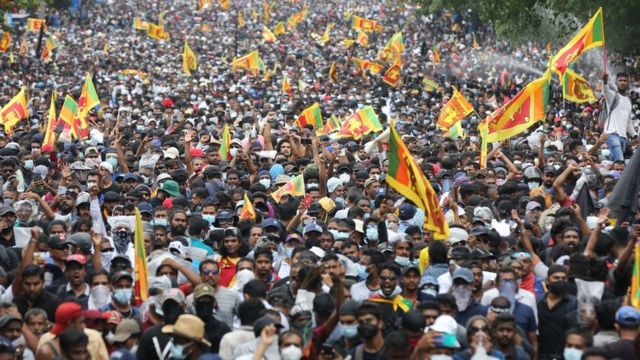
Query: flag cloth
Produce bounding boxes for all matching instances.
[147,23,169,40]
[219,124,231,161]
[437,86,474,130]
[352,15,381,32]
[367,294,413,312]
[320,23,331,45]
[132,17,149,30]
[239,193,256,220]
[329,62,338,83]
[8,51,13,64]
[423,78,439,92]
[0,88,28,131]
[262,26,277,43]
[182,40,198,76]
[274,22,286,36]
[386,120,449,239]
[608,147,640,226]
[295,103,323,129]
[43,92,57,148]
[550,7,604,77]
[432,47,440,63]
[632,241,640,309]
[0,32,10,53]
[237,12,245,28]
[263,70,271,82]
[59,95,78,129]
[356,106,382,133]
[297,79,306,92]
[479,119,488,169]
[41,39,52,61]
[562,67,596,103]
[341,39,355,49]
[449,121,464,140]
[316,114,341,135]
[356,31,368,47]
[220,0,229,10]
[271,174,305,203]
[472,33,480,49]
[336,107,382,139]
[282,75,292,95]
[287,10,307,30]
[353,58,384,75]
[383,61,401,87]
[133,207,149,305]
[26,18,46,32]
[232,50,261,73]
[77,74,100,140]
[485,71,551,143]
[380,32,404,62]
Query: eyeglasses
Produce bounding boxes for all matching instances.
[379,276,398,282]
[202,269,219,276]
[469,325,489,333]
[100,248,114,253]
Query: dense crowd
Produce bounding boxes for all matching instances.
[0,0,638,359]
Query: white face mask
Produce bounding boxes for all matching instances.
[430,356,453,360]
[89,285,111,309]
[280,345,303,360]
[230,148,239,158]
[259,178,271,189]
[563,348,583,360]
[339,173,350,184]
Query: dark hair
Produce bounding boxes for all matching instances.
[377,262,401,277]
[59,328,88,355]
[428,241,448,264]
[89,269,110,284]
[361,248,385,269]
[235,258,255,271]
[321,254,339,263]
[237,298,266,325]
[278,330,303,348]
[416,300,440,313]
[243,279,267,299]
[492,313,517,329]
[355,302,381,321]
[565,328,593,348]
[254,247,273,262]
[435,294,457,312]
[382,331,410,354]
[313,293,335,319]
[198,259,218,273]
[616,72,629,79]
[21,264,43,280]
[496,267,516,283]
[47,220,68,234]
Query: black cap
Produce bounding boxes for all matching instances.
[543,166,557,175]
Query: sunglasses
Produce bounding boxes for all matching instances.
[469,325,489,333]
[202,269,219,276]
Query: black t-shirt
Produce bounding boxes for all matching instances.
[604,339,636,360]
[137,324,172,360]
[15,291,62,322]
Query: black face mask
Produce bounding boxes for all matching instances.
[162,302,185,325]
[548,280,567,296]
[357,323,378,340]
[195,299,215,320]
[171,225,186,236]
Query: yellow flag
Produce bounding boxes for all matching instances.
[282,74,292,95]
[274,22,286,36]
[182,40,198,76]
[437,86,474,130]
[320,23,331,45]
[329,62,338,83]
[262,26,277,43]
[342,39,355,48]
[263,70,271,82]
[0,32,10,53]
[238,12,245,28]
[220,0,229,10]
[356,31,368,47]
[472,33,479,49]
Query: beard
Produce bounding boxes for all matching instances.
[171,226,186,236]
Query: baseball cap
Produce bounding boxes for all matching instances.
[261,218,281,230]
[616,306,640,327]
[447,227,469,245]
[0,315,21,329]
[193,283,216,300]
[253,315,283,336]
[67,232,92,254]
[155,288,186,316]
[401,264,420,276]
[543,166,557,175]
[469,225,490,237]
[398,203,416,220]
[48,235,71,249]
[51,302,84,335]
[526,201,542,212]
[452,268,473,283]
[429,315,458,336]
[111,319,141,343]
[0,206,15,217]
[111,271,134,282]
[303,223,323,235]
[65,254,87,266]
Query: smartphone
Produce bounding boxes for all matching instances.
[302,194,313,209]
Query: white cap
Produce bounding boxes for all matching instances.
[163,147,179,159]
[157,173,173,182]
[447,227,469,245]
[99,161,114,174]
[428,315,458,335]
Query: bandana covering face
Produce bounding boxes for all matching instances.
[113,229,132,254]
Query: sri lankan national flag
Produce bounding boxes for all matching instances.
[77,74,100,139]
[320,23,331,45]
[43,92,57,148]
[336,106,382,139]
[356,31,369,47]
[232,50,261,73]
[0,88,29,132]
[449,121,465,140]
[219,124,231,161]
[329,62,338,83]
[342,39,355,49]
[485,71,551,143]
[237,12,246,28]
[59,95,78,130]
[295,103,323,129]
[132,17,149,30]
[282,74,293,95]
[368,293,413,312]
[383,61,401,87]
[133,207,149,305]
[26,18,46,32]
[316,114,341,135]
[550,7,604,77]
[147,23,169,40]
[41,34,57,61]
[239,193,256,220]
[479,118,489,169]
[182,40,198,76]
[432,47,441,63]
[0,32,10,53]
[271,174,305,203]
[380,32,404,62]
[352,15,381,32]
[287,10,307,31]
[220,0,230,10]
[262,26,277,43]
[437,86,474,130]
[354,58,384,75]
[562,67,596,103]
[631,240,640,309]
[387,119,449,239]
[274,22,286,36]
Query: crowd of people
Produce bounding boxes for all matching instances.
[0,0,639,359]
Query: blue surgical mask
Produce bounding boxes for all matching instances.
[441,179,452,192]
[341,324,358,338]
[152,218,168,227]
[106,158,118,169]
[336,231,350,240]
[285,247,294,258]
[328,229,340,239]
[365,226,378,241]
[395,256,411,267]
[563,348,583,360]
[202,215,215,225]
[169,343,187,360]
[24,160,33,170]
[356,263,369,280]
[527,181,539,190]
[113,288,132,305]
[334,196,345,205]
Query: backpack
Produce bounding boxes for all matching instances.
[598,92,619,130]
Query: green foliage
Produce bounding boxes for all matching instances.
[0,0,43,31]
[48,0,72,10]
[416,0,640,56]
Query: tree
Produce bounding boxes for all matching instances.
[416,0,640,57]
[0,0,45,30]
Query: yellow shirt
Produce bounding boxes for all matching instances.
[37,328,109,360]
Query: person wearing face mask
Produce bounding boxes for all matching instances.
[347,302,384,359]
[351,249,385,303]
[161,314,213,360]
[137,288,186,360]
[450,268,488,326]
[109,220,135,268]
[99,271,140,321]
[367,263,412,336]
[109,319,141,360]
[191,283,231,354]
[537,265,577,360]
[561,328,592,360]
[0,314,35,360]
